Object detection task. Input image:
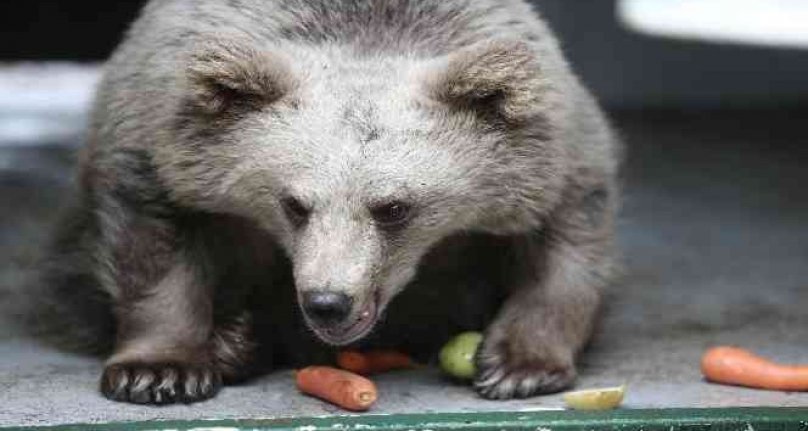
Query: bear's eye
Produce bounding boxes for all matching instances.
[371,201,412,228]
[282,197,310,226]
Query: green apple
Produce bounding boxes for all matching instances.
[439,331,483,380]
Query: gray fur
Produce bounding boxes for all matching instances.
[40,0,621,403]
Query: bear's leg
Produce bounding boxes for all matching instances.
[95,208,254,404]
[475,188,616,399]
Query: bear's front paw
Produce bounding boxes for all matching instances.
[473,331,576,399]
[100,361,222,404]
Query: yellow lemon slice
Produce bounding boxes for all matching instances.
[562,385,626,410]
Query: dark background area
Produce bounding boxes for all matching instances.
[0,2,145,60]
[3,1,808,108]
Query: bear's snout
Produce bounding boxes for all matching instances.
[301,291,354,325]
[298,288,380,346]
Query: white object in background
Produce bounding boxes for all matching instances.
[0,63,101,146]
[618,0,808,49]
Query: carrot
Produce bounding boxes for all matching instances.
[296,366,378,411]
[337,350,413,375]
[701,346,808,391]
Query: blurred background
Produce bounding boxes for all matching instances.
[2,0,808,144]
[1,1,807,425]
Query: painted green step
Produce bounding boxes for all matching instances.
[3,408,807,431]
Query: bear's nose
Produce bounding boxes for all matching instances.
[302,291,353,325]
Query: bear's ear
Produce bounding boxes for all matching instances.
[186,38,295,115]
[425,39,548,124]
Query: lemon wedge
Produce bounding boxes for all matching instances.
[562,385,626,410]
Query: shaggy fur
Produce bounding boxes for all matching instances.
[35,0,621,404]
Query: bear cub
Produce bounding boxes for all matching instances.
[38,0,621,404]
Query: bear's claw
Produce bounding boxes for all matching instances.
[101,361,221,404]
[474,361,574,399]
[473,328,577,399]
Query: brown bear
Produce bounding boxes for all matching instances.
[34,0,621,404]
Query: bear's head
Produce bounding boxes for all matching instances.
[160,36,569,345]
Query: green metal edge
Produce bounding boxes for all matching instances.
[3,408,807,431]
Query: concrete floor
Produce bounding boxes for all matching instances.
[1,107,807,427]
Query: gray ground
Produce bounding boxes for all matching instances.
[1,108,807,427]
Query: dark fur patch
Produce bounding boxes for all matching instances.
[89,148,183,304]
[211,312,257,382]
[28,204,115,354]
[105,149,175,217]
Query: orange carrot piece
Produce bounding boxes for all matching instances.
[337,351,371,374]
[296,366,378,411]
[337,350,413,375]
[701,346,808,391]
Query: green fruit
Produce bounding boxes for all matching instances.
[439,331,483,379]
